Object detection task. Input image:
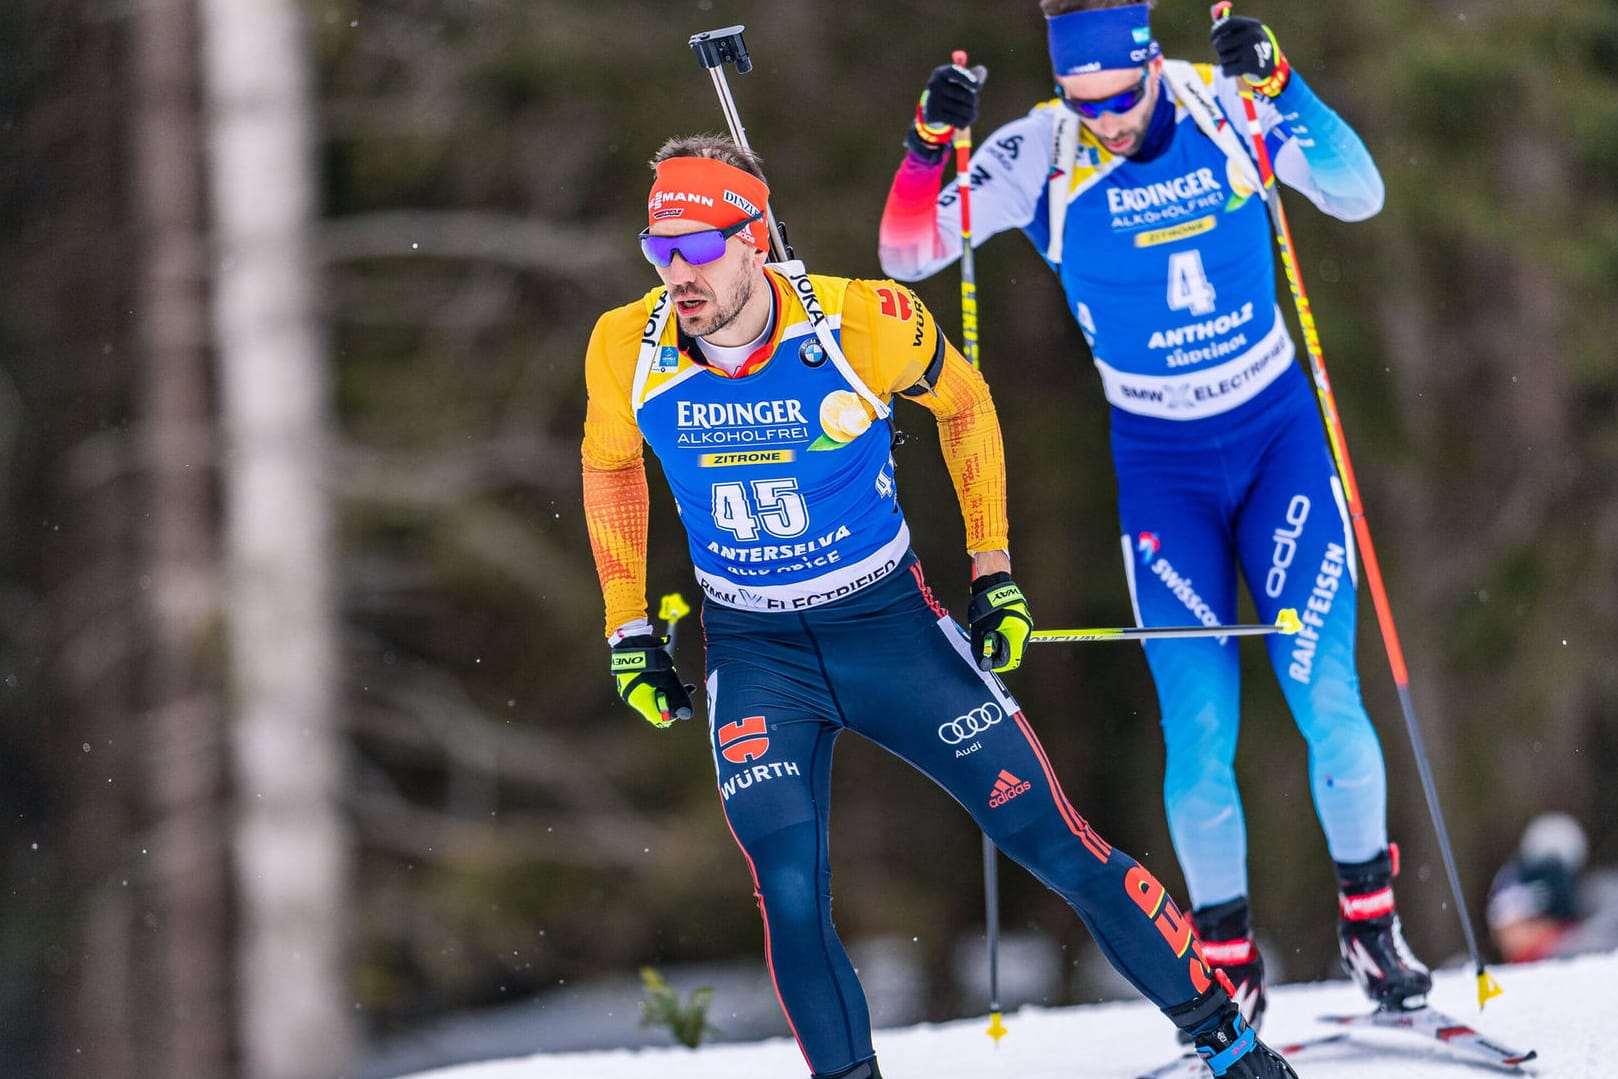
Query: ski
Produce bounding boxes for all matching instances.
[1132,1033,1348,1078]
[1318,1004,1538,1071]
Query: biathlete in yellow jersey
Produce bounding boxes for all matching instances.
[580,133,1299,1079]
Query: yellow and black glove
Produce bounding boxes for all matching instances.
[610,635,694,728]
[968,572,1033,673]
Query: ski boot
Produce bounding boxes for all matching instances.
[1336,844,1432,1009]
[1194,897,1267,1031]
[814,1058,880,1079]
[1166,986,1298,1078]
[1176,897,1267,1046]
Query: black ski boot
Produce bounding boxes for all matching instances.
[1175,897,1267,1045]
[1194,897,1267,1031]
[1336,844,1432,1009]
[1165,986,1298,1078]
[814,1058,880,1079]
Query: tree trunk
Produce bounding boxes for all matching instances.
[132,0,234,1075]
[198,1,356,1076]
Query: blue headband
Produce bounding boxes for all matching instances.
[1048,3,1161,76]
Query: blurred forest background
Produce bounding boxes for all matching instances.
[2,1,1616,1077]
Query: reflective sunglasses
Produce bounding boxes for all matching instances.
[639,212,764,267]
[1060,67,1150,119]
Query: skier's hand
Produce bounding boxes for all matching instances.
[968,573,1033,673]
[905,62,986,160]
[610,635,694,728]
[1210,14,1290,97]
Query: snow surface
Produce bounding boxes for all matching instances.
[400,949,1614,1078]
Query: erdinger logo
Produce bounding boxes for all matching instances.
[937,702,1003,745]
[1137,532,1161,563]
[718,715,769,764]
[988,769,1031,808]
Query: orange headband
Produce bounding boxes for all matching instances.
[647,157,771,252]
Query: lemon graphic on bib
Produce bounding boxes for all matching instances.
[809,390,874,450]
[1224,157,1258,211]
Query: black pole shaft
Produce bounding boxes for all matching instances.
[1394,683,1484,971]
[982,833,1000,1012]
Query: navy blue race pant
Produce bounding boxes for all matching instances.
[702,554,1210,1077]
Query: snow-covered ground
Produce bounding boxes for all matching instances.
[400,949,1614,1078]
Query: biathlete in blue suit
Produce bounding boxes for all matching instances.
[880,0,1433,1026]
[584,134,1300,1079]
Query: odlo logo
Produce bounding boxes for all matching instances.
[718,715,769,764]
[988,769,1031,808]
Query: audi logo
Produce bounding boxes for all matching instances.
[938,703,1004,745]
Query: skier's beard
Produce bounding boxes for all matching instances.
[674,270,757,341]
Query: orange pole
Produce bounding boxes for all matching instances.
[1210,0,1496,1007]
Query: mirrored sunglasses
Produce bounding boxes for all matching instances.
[639,212,764,267]
[1060,68,1150,119]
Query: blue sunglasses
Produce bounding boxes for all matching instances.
[1060,67,1150,119]
[639,212,764,267]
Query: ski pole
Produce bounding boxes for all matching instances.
[982,831,1006,1045]
[1032,608,1300,644]
[949,50,987,370]
[688,25,792,262]
[658,592,690,657]
[950,47,1005,1043]
[1210,0,1497,1008]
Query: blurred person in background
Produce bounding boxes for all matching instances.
[878,0,1431,1029]
[1487,811,1618,964]
[581,133,1300,1079]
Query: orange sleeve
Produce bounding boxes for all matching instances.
[840,280,1010,555]
[581,304,651,637]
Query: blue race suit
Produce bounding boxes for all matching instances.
[879,63,1391,910]
[585,266,1215,1076]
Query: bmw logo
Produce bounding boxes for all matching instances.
[799,340,827,367]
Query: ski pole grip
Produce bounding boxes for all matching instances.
[689,25,752,74]
[1210,1,1233,27]
[948,50,989,91]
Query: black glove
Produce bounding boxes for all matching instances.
[610,635,694,728]
[905,62,986,161]
[1210,14,1291,97]
[967,573,1033,673]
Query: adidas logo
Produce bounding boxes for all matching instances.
[988,769,1031,808]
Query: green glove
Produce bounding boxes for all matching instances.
[610,635,694,728]
[968,572,1033,673]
